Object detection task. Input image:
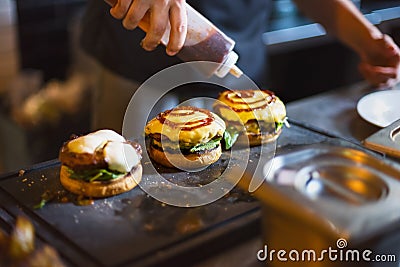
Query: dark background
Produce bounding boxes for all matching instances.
[15,0,400,99]
[0,0,398,173]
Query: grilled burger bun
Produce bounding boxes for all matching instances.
[59,129,142,197]
[214,90,287,146]
[145,106,227,170]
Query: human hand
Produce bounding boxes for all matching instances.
[107,0,187,56]
[358,34,400,88]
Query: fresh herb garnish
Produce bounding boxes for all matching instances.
[34,199,46,209]
[34,190,56,209]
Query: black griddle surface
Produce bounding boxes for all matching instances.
[0,125,331,267]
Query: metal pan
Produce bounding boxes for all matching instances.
[363,118,400,158]
[236,143,400,267]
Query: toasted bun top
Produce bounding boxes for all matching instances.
[214,90,286,124]
[61,129,141,173]
[145,106,225,145]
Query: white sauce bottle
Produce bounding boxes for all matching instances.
[104,0,243,78]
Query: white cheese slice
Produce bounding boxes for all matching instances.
[103,142,140,173]
[88,129,126,142]
[67,129,127,154]
[67,135,107,154]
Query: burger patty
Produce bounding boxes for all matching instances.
[247,119,277,134]
[148,137,221,155]
[59,149,107,171]
[150,143,221,155]
[226,119,277,135]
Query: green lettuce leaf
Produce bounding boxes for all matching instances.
[275,117,290,133]
[275,121,284,132]
[66,167,124,182]
[189,138,221,153]
[223,127,239,150]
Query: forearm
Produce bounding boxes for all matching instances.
[292,0,400,87]
[292,0,381,55]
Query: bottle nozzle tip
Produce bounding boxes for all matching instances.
[230,65,243,78]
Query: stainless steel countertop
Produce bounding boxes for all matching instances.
[195,81,400,267]
[286,82,400,144]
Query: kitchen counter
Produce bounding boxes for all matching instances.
[193,81,400,267]
[287,82,400,146]
[287,81,380,143]
[2,81,400,266]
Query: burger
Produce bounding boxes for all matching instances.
[59,129,142,197]
[144,106,233,170]
[213,89,288,146]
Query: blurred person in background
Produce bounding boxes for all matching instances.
[80,0,400,132]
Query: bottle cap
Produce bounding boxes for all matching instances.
[215,51,242,78]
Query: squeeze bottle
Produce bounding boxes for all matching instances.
[104,0,243,78]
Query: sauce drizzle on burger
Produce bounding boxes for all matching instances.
[214,90,288,146]
[145,106,231,169]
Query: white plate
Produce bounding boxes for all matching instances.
[357,90,400,127]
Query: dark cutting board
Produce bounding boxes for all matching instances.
[0,124,332,267]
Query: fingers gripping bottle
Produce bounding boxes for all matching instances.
[104,0,243,78]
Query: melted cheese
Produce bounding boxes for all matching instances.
[88,129,126,142]
[145,109,225,144]
[67,129,125,154]
[103,142,140,173]
[67,135,107,154]
[67,129,141,173]
[215,91,287,124]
